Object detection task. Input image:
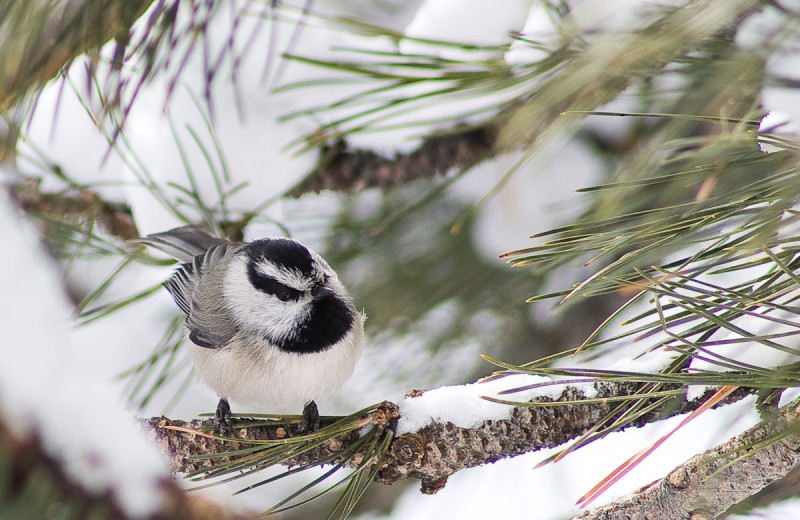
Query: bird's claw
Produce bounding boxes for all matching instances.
[215,398,233,435]
[298,400,320,434]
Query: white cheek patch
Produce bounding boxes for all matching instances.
[223,256,313,339]
[257,299,312,341]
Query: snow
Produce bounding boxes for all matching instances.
[0,191,172,518]
[450,137,602,259]
[393,348,674,436]
[396,373,598,435]
[760,111,796,136]
[506,0,691,65]
[15,81,128,200]
[605,347,676,374]
[737,3,800,136]
[567,0,689,33]
[505,2,558,65]
[402,0,532,60]
[16,5,367,234]
[684,304,800,401]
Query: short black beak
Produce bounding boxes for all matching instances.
[312,285,335,301]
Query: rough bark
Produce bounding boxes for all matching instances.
[143,382,755,492]
[572,401,800,520]
[140,386,800,518]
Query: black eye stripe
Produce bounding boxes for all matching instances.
[247,262,302,301]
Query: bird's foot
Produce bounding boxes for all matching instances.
[298,400,320,434]
[215,398,233,435]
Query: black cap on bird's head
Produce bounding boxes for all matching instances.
[240,238,356,354]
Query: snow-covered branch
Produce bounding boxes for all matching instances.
[144,381,755,493]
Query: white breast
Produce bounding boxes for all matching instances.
[188,311,365,413]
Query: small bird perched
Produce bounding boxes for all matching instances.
[134,225,365,432]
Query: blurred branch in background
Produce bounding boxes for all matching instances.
[8,177,138,240]
[0,0,152,109]
[289,125,497,195]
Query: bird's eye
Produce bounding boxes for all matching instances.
[273,284,299,302]
[259,276,301,301]
[247,265,301,301]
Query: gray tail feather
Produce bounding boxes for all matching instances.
[131,225,230,263]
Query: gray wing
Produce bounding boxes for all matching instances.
[164,244,241,349]
[134,226,241,349]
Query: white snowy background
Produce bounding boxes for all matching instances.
[4,0,800,518]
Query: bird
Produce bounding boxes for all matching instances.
[133,225,365,433]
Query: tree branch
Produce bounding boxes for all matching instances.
[143,382,755,494]
[288,124,498,196]
[7,178,139,240]
[574,399,800,520]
